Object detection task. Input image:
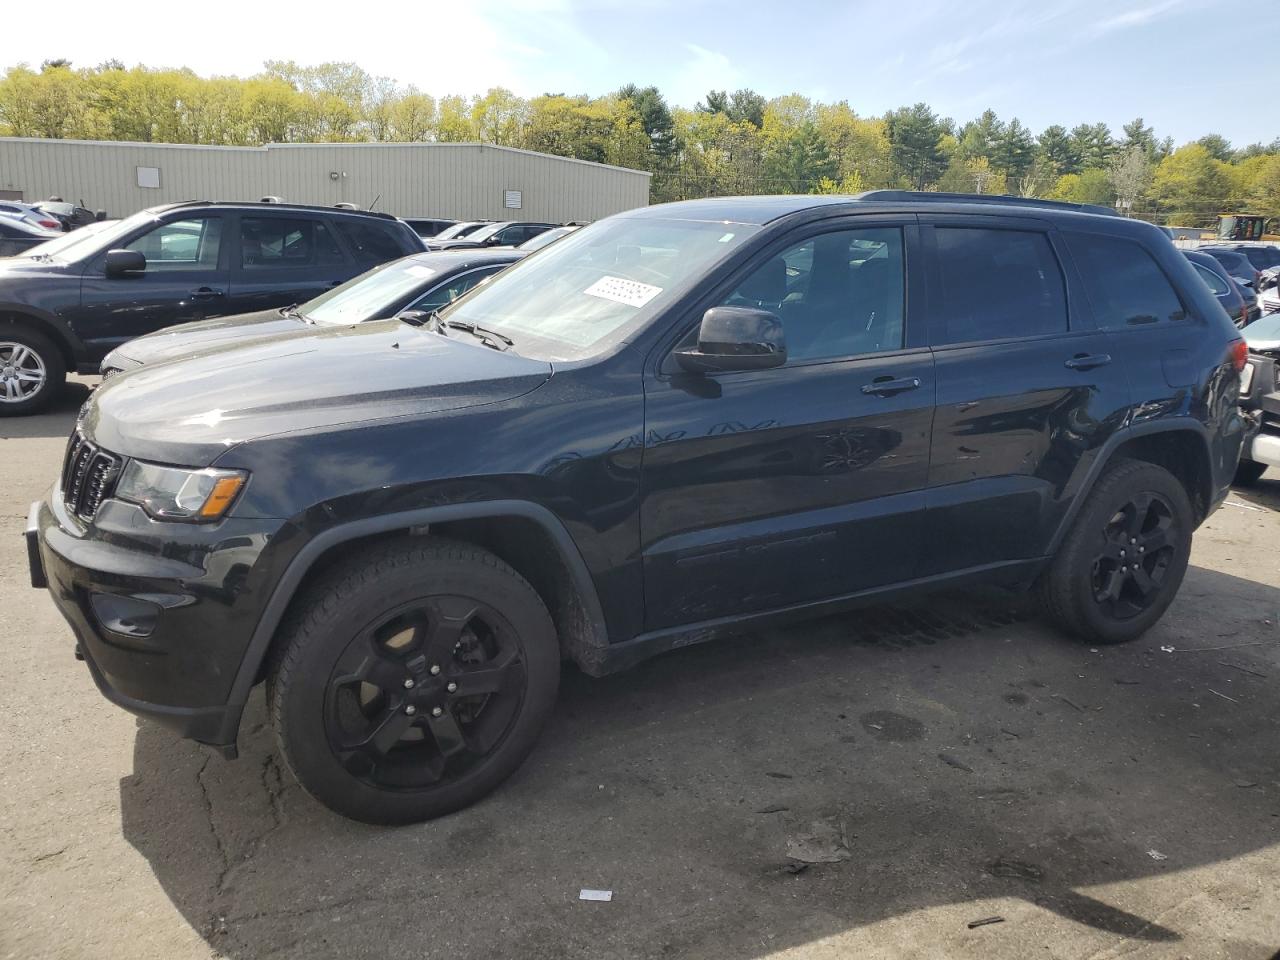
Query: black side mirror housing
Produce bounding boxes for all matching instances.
[104,249,146,278]
[674,306,787,374]
[395,309,430,324]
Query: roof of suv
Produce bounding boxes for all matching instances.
[626,191,1123,226]
[143,200,405,222]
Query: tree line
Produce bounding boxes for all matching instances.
[2,60,1278,226]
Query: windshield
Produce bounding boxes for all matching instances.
[434,222,485,241]
[302,256,438,325]
[19,217,134,260]
[462,223,506,243]
[437,215,760,360]
[519,227,573,252]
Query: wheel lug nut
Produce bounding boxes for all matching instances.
[1120,550,1126,557]
[403,678,415,689]
[431,706,443,718]
[429,665,441,676]
[404,705,417,715]
[1139,547,1144,553]
[1130,538,1136,544]
[447,682,457,693]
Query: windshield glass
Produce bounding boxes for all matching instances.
[434,222,484,241]
[21,214,147,261]
[303,256,437,325]
[519,227,573,252]
[437,215,760,360]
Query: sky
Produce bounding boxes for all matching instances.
[4,0,1277,147]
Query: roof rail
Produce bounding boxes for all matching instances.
[148,199,400,220]
[855,190,1121,218]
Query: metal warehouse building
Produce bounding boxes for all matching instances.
[0,138,651,222]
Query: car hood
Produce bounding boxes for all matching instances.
[1244,313,1280,351]
[0,256,68,281]
[105,309,304,368]
[83,319,553,466]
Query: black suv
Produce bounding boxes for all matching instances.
[28,192,1246,824]
[0,200,422,415]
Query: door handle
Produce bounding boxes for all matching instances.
[189,287,225,301]
[861,376,921,397]
[1064,353,1111,370]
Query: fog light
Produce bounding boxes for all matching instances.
[89,592,162,638]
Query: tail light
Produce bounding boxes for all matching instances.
[37,219,59,230]
[1230,340,1248,372]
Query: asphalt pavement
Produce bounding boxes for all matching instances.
[3,378,1279,960]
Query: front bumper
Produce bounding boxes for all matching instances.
[28,491,287,752]
[1239,352,1280,467]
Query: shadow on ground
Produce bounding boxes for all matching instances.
[0,379,91,440]
[120,572,1280,959]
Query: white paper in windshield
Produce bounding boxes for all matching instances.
[583,275,662,309]
[406,265,437,279]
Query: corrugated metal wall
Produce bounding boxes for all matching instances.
[0,138,651,221]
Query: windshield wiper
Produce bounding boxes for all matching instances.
[280,303,313,323]
[427,313,513,351]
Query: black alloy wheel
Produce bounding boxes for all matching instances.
[325,595,527,789]
[1089,492,1177,621]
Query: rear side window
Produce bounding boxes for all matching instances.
[240,217,344,269]
[1240,246,1280,270]
[334,219,410,265]
[1192,263,1229,296]
[932,227,1067,345]
[1065,233,1186,328]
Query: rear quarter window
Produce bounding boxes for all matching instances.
[1064,233,1186,329]
[333,218,412,266]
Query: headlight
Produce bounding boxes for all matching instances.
[1240,363,1255,395]
[115,461,247,521]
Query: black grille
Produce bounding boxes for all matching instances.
[61,431,121,521]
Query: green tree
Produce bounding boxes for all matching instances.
[616,84,676,162]
[471,87,529,146]
[884,102,946,189]
[1048,168,1114,205]
[1150,144,1233,224]
[1036,124,1079,176]
[1069,122,1114,169]
[762,121,836,192]
[1195,133,1233,162]
[697,88,766,128]
[991,117,1035,180]
[1120,117,1156,158]
[957,109,1002,161]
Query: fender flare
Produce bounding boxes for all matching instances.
[214,499,609,747]
[0,301,86,366]
[1044,418,1214,556]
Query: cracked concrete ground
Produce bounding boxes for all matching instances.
[3,379,1280,959]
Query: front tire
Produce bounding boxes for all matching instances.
[267,538,560,824]
[0,328,66,416]
[1037,459,1193,645]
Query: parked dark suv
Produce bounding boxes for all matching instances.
[27,192,1247,824]
[0,200,422,414]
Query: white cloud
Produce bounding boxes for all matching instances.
[1090,0,1185,36]
[667,43,741,110]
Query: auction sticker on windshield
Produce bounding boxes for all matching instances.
[584,275,662,308]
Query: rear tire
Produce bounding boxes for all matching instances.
[267,537,560,824]
[1233,458,1268,486]
[0,327,66,417]
[1037,459,1193,645]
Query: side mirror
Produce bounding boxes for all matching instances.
[1261,274,1278,291]
[484,235,504,246]
[674,306,787,374]
[104,249,146,278]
